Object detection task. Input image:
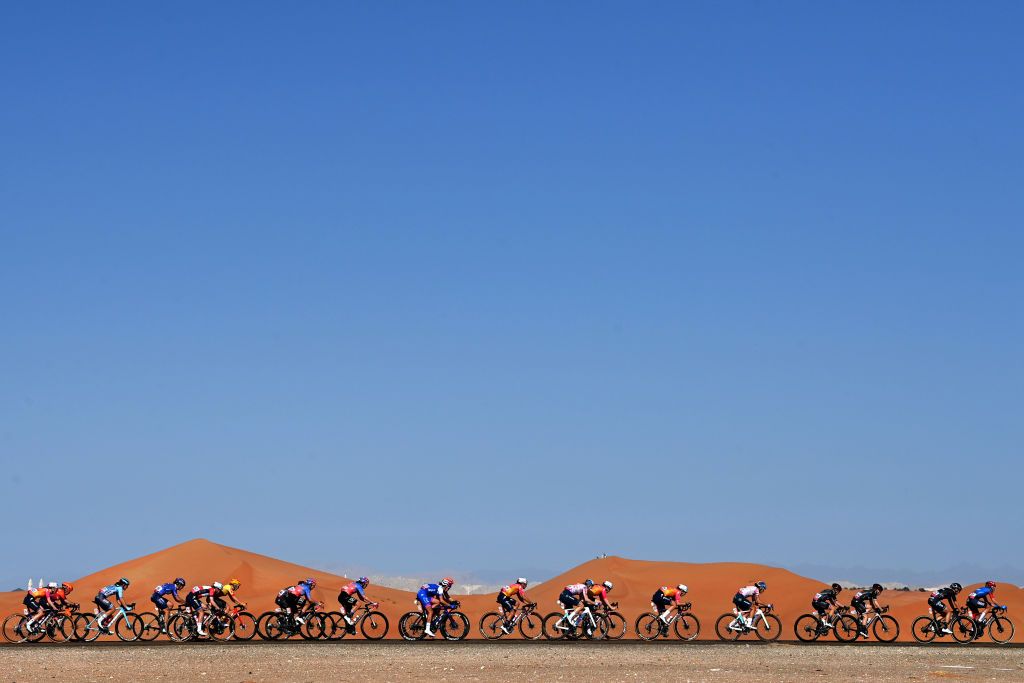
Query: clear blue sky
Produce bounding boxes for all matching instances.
[2,1,1022,588]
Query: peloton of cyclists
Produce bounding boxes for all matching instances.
[417,577,455,638]
[496,578,532,634]
[24,582,72,633]
[557,579,593,629]
[276,578,318,624]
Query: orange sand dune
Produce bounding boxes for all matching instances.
[2,541,1020,641]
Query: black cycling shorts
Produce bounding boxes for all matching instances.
[733,593,752,611]
[558,590,579,609]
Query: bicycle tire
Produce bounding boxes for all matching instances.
[361,610,389,640]
[73,614,101,643]
[756,613,782,642]
[208,614,234,641]
[833,614,860,642]
[675,613,700,641]
[950,615,976,644]
[136,612,162,641]
[258,613,287,641]
[714,613,741,641]
[2,614,25,643]
[441,611,470,641]
[116,612,143,642]
[872,614,899,643]
[479,612,505,640]
[51,615,74,643]
[255,612,278,640]
[233,612,258,641]
[399,611,426,641]
[602,611,627,639]
[22,615,47,643]
[911,616,937,643]
[542,612,567,640]
[794,614,823,642]
[301,613,327,640]
[988,616,1014,644]
[519,611,543,640]
[322,612,344,640]
[635,613,662,641]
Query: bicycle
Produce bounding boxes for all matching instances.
[325,602,389,640]
[971,606,1014,644]
[635,602,701,641]
[399,601,470,641]
[592,602,627,639]
[258,602,329,640]
[4,604,78,643]
[479,602,542,640]
[835,605,899,642]
[794,605,852,642]
[72,602,142,642]
[911,606,976,644]
[715,604,782,641]
[542,604,607,640]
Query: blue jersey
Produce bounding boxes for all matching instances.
[154,583,179,598]
[972,587,993,600]
[99,584,124,599]
[420,583,442,598]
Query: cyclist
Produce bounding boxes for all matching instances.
[927,582,962,634]
[851,583,884,638]
[150,578,186,633]
[496,578,531,633]
[811,583,845,625]
[558,579,594,628]
[732,581,767,630]
[216,578,245,613]
[416,577,455,638]
[966,581,1003,637]
[185,583,224,636]
[275,578,317,623]
[587,580,615,612]
[24,582,69,632]
[652,584,689,630]
[95,578,131,633]
[337,577,373,632]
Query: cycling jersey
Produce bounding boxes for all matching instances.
[853,590,878,603]
[220,584,237,597]
[50,589,66,602]
[737,586,760,599]
[814,589,838,603]
[930,588,955,603]
[420,583,444,598]
[587,585,608,601]
[659,587,685,601]
[564,584,588,596]
[501,584,525,599]
[29,588,49,600]
[98,584,124,599]
[970,587,994,600]
[340,582,366,598]
[154,583,180,598]
[286,584,313,600]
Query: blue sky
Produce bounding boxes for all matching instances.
[2,1,1022,588]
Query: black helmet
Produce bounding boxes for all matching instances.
[174,578,186,588]
[118,577,131,587]
[831,583,842,592]
[584,579,594,587]
[950,582,962,593]
[871,583,883,593]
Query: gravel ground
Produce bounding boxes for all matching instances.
[2,642,1022,682]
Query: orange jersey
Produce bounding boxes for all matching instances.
[501,584,525,599]
[29,588,48,600]
[587,586,608,601]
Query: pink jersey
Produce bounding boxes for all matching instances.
[565,584,587,595]
[738,586,760,599]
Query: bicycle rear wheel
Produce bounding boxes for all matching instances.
[361,611,389,640]
[635,613,662,641]
[756,614,782,641]
[833,614,860,642]
[116,612,142,642]
[399,612,426,640]
[911,616,937,643]
[479,612,505,640]
[208,614,234,641]
[950,615,976,644]
[259,613,287,640]
[794,614,822,642]
[1,614,25,643]
[542,612,567,640]
[988,616,1014,644]
[715,613,741,641]
[872,614,899,642]
[675,614,700,641]
[73,614,101,642]
[519,611,543,640]
[136,612,163,641]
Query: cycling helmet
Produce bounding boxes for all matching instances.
[755,581,767,591]
[677,584,688,593]
[358,577,370,586]
[584,579,594,587]
[440,577,454,588]
[229,579,241,588]
[831,583,843,592]
[213,582,223,590]
[950,583,962,593]
[174,578,186,588]
[871,583,883,593]
[303,577,317,588]
[986,581,997,588]
[118,577,130,587]
[62,582,74,594]
[47,582,58,589]
[603,580,613,590]
[516,578,528,586]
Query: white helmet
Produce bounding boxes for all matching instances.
[47,582,58,589]
[603,580,613,589]
[517,577,528,586]
[677,584,688,593]
[213,581,223,590]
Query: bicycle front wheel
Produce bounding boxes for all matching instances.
[361,611,389,640]
[542,612,567,640]
[911,616,937,643]
[519,612,543,640]
[635,613,662,641]
[603,611,627,639]
[794,614,822,642]
[833,614,860,642]
[208,615,234,641]
[73,614,101,643]
[950,615,976,644]
[755,614,782,642]
[675,613,700,641]
[988,616,1014,644]
[872,614,899,642]
[715,613,741,641]
[441,611,470,641]
[233,612,258,641]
